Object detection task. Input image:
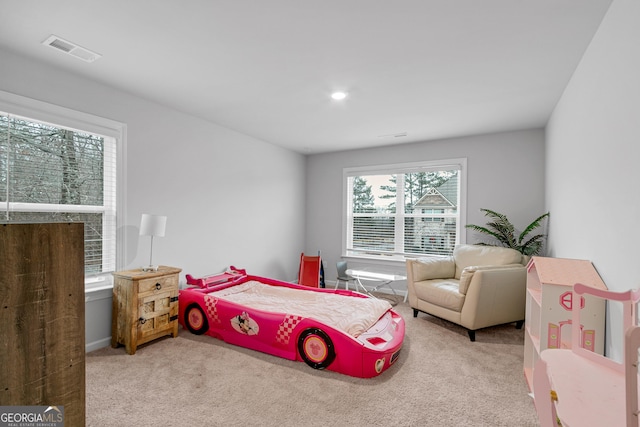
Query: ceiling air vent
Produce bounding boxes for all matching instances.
[42,35,101,63]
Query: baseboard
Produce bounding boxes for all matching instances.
[86,337,111,353]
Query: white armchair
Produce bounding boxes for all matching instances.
[406,244,527,341]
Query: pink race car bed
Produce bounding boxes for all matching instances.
[179,267,405,378]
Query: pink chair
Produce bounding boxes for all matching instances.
[533,283,640,427]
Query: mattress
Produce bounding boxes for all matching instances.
[210,280,392,337]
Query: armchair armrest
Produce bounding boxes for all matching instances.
[406,257,455,283]
[460,265,527,330]
[458,264,524,294]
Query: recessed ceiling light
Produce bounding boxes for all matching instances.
[331,91,348,100]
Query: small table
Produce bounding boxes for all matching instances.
[346,269,407,304]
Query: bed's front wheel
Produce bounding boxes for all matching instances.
[184,304,209,335]
[297,328,336,370]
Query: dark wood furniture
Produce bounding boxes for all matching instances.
[0,222,85,425]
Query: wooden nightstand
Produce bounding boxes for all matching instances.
[111,266,182,354]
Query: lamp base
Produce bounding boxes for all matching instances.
[142,265,159,272]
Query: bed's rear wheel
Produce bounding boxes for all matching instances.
[184,304,209,335]
[297,328,336,370]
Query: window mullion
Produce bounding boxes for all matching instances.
[395,174,405,255]
[2,114,9,220]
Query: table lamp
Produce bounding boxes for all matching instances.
[140,213,166,272]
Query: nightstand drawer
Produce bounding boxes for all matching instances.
[138,275,178,294]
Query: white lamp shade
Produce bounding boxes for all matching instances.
[140,214,167,237]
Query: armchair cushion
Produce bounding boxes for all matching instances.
[458,267,476,295]
[413,279,465,312]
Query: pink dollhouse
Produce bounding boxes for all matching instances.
[523,256,607,391]
[533,284,640,426]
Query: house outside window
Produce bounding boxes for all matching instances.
[343,159,466,261]
[0,91,125,288]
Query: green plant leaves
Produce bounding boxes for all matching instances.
[465,209,549,255]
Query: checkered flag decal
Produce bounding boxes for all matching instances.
[276,314,304,345]
[203,295,221,324]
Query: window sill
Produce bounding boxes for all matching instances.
[341,254,407,271]
[85,275,113,301]
[342,252,451,270]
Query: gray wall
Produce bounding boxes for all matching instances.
[0,48,307,351]
[546,0,640,359]
[305,129,546,293]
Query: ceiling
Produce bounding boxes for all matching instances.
[0,1,612,154]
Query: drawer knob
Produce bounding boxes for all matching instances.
[139,317,147,324]
[155,282,162,290]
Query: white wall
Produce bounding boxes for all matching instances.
[0,47,306,350]
[305,129,546,291]
[546,0,640,358]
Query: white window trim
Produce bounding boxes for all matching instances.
[0,90,127,291]
[342,158,467,264]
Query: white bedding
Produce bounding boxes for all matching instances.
[210,280,392,337]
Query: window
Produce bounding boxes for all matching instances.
[0,91,125,287]
[343,159,466,260]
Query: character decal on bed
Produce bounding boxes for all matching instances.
[231,311,259,335]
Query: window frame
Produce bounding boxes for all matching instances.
[0,90,127,290]
[342,158,467,264]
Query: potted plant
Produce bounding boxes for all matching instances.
[465,209,550,259]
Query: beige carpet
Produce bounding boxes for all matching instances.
[86,299,539,426]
